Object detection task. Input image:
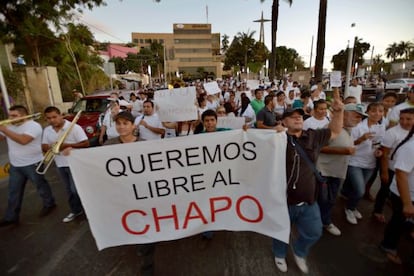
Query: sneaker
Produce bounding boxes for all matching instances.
[353,209,363,219]
[324,223,341,236]
[274,257,287,272]
[293,254,309,274]
[62,211,84,223]
[39,204,56,217]
[345,209,357,224]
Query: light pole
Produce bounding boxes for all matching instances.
[402,62,406,78]
[344,23,356,98]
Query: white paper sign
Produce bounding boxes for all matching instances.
[217,116,245,129]
[154,87,198,121]
[68,130,290,250]
[203,81,221,95]
[330,71,342,87]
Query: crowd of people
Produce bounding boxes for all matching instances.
[0,75,413,274]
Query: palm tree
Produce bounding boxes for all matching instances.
[397,40,413,60]
[221,34,230,54]
[260,0,293,81]
[314,0,327,82]
[236,30,256,69]
[386,42,399,62]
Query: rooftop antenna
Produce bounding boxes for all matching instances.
[206,5,208,23]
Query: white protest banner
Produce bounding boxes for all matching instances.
[203,81,221,95]
[154,87,198,122]
[217,116,245,129]
[68,130,290,250]
[330,71,342,87]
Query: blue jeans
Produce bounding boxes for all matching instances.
[342,165,374,210]
[57,167,83,214]
[272,202,322,258]
[318,176,341,225]
[4,164,55,221]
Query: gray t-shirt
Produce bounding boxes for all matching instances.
[317,128,353,179]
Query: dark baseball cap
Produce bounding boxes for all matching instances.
[114,111,134,123]
[282,108,305,119]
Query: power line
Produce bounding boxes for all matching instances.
[75,14,129,44]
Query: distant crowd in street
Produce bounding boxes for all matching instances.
[0,74,414,274]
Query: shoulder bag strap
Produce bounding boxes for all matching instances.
[288,135,325,182]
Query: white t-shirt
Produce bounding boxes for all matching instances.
[381,124,409,171]
[303,116,330,130]
[42,120,88,167]
[389,138,414,200]
[239,104,256,127]
[134,113,164,140]
[130,100,143,118]
[388,101,414,125]
[349,119,386,169]
[1,120,43,166]
[348,85,363,103]
[206,99,220,111]
[102,111,119,139]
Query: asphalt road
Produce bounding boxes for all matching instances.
[0,139,413,276]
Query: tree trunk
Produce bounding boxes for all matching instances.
[269,0,279,82]
[314,0,327,83]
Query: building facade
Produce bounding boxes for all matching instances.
[132,23,222,81]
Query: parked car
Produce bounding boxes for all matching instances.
[65,90,134,146]
[385,78,414,92]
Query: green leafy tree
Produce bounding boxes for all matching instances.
[331,37,370,72]
[221,34,230,54]
[224,31,270,72]
[274,46,303,75]
[397,40,413,60]
[0,0,105,66]
[386,42,399,62]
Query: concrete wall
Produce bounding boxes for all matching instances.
[24,66,64,113]
[0,43,13,70]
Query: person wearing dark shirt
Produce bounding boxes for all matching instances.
[273,88,344,274]
[256,94,279,129]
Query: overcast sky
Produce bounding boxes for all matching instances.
[79,0,413,70]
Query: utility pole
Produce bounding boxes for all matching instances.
[65,35,85,95]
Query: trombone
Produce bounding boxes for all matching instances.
[36,110,83,175]
[0,113,41,126]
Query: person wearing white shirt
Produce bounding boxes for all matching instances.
[310,83,326,102]
[0,105,56,227]
[129,93,143,118]
[206,94,220,111]
[303,99,330,130]
[373,108,414,223]
[342,102,385,224]
[347,78,363,104]
[99,100,122,145]
[388,87,414,127]
[134,100,165,140]
[42,106,89,223]
[380,128,414,264]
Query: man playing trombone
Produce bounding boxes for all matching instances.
[0,105,56,227]
[41,106,89,223]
